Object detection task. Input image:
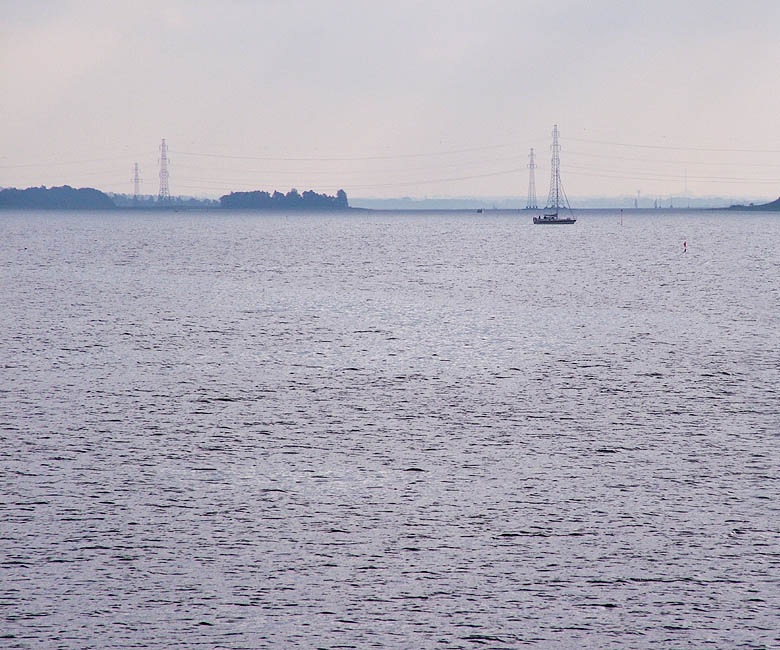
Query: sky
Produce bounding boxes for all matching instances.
[2,0,780,201]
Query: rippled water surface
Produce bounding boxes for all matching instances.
[2,209,779,648]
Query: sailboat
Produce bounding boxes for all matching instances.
[533,124,577,225]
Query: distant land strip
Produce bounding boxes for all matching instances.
[728,196,780,211]
[1,185,779,211]
[219,188,348,210]
[0,185,352,210]
[0,185,116,210]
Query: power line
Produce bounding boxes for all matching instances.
[168,153,526,178]
[563,148,780,169]
[562,165,780,184]
[171,143,514,163]
[565,136,780,154]
[172,165,526,191]
[0,153,153,169]
[564,159,780,182]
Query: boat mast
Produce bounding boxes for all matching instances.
[546,124,562,212]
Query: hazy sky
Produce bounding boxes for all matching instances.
[2,0,780,200]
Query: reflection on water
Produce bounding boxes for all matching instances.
[1,210,779,647]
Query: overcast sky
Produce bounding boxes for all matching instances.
[2,0,780,200]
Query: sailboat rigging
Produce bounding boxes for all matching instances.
[534,124,577,225]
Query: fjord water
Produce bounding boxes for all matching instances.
[2,209,778,648]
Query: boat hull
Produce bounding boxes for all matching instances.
[533,217,576,224]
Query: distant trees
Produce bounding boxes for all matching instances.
[109,193,219,208]
[0,185,115,209]
[0,185,352,211]
[219,188,349,210]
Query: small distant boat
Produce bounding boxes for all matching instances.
[534,124,576,225]
[533,213,576,224]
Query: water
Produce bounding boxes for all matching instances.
[1,209,779,648]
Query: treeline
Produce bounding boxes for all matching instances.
[220,188,349,210]
[0,185,115,209]
[109,193,219,208]
[0,185,351,211]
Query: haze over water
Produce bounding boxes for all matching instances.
[2,209,779,648]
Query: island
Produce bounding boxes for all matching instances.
[219,188,349,210]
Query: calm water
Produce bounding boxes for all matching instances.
[1,209,779,648]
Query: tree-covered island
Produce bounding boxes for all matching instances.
[219,188,349,210]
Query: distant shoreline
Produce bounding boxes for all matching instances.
[0,185,354,211]
[1,185,778,212]
[5,206,780,216]
[726,196,780,211]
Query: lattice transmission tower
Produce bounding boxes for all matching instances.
[545,124,565,210]
[526,148,538,209]
[158,138,170,202]
[133,163,141,204]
